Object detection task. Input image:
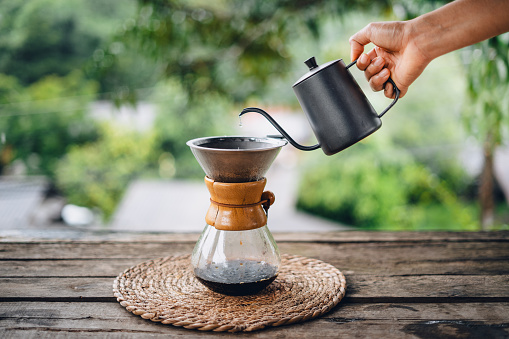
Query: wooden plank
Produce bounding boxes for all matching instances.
[2,230,508,244]
[0,277,112,300]
[277,242,509,275]
[1,275,508,301]
[347,274,509,300]
[1,231,508,338]
[1,252,508,278]
[1,301,508,323]
[0,259,139,277]
[1,240,508,261]
[1,241,507,276]
[273,230,509,243]
[1,302,508,338]
[0,242,195,259]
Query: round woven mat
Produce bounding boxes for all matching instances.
[113,254,346,332]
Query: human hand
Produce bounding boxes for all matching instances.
[349,21,430,99]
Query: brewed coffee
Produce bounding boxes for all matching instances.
[194,259,278,296]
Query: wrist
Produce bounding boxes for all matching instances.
[406,16,440,65]
[408,0,509,63]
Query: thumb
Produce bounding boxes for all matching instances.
[349,25,373,61]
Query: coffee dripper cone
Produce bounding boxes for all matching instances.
[187,136,287,295]
[187,136,286,183]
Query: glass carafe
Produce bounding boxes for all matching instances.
[191,224,280,296]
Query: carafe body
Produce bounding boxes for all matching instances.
[191,224,280,296]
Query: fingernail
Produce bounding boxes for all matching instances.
[360,54,369,63]
[379,68,389,77]
[373,57,384,67]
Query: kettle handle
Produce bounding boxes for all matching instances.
[346,59,400,118]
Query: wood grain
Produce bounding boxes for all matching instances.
[1,302,508,338]
[0,231,508,337]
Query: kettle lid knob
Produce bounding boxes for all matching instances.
[304,57,318,70]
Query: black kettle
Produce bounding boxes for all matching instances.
[240,56,400,155]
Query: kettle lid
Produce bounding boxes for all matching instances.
[292,56,342,88]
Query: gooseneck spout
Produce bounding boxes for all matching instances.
[239,107,320,151]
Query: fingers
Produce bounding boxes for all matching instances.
[384,81,394,99]
[353,53,398,98]
[350,21,408,99]
[364,57,386,86]
[370,68,390,94]
[355,53,370,71]
[355,53,389,92]
[349,25,372,61]
[354,47,379,71]
[349,38,365,62]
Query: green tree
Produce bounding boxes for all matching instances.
[390,1,509,229]
[0,0,148,179]
[0,71,98,177]
[56,123,157,220]
[102,0,391,103]
[0,0,138,87]
[97,0,392,180]
[462,35,509,229]
[149,79,235,178]
[297,144,477,230]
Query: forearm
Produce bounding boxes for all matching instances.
[410,0,509,62]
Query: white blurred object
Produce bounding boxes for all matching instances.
[494,146,509,203]
[61,204,94,227]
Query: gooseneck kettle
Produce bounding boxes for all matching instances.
[240,56,400,155]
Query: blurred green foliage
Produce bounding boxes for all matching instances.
[0,0,507,228]
[0,0,141,180]
[462,35,509,149]
[56,123,157,220]
[102,0,392,103]
[149,79,235,178]
[0,71,98,177]
[461,34,509,229]
[297,143,477,231]
[0,0,137,86]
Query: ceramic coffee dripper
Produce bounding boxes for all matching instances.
[239,56,400,155]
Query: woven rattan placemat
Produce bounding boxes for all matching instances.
[113,254,347,332]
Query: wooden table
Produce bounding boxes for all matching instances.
[1,231,508,338]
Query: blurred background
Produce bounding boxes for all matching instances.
[0,0,508,236]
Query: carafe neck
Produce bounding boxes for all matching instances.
[204,176,274,231]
